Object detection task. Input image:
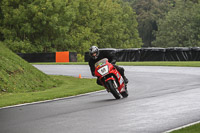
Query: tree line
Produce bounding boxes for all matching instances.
[126,0,200,47]
[0,0,200,55]
[0,0,142,54]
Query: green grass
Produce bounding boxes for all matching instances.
[0,42,103,108]
[0,42,57,93]
[170,122,200,133]
[0,75,103,108]
[32,61,200,67]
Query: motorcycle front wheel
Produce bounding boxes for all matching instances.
[107,80,121,99]
[121,88,128,98]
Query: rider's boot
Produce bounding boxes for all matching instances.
[122,75,129,84]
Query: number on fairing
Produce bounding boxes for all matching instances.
[101,68,106,73]
[97,65,109,76]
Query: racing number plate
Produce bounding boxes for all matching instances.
[97,65,108,76]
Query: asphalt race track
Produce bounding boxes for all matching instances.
[0,65,200,133]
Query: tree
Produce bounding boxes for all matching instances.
[153,0,200,47]
[65,0,142,54]
[0,0,142,54]
[125,0,175,47]
[0,0,76,53]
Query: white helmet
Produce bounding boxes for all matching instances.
[89,46,99,59]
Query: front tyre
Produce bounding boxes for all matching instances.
[121,86,128,98]
[107,80,121,99]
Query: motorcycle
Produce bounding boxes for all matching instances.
[94,58,128,99]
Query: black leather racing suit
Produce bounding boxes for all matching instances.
[89,51,125,86]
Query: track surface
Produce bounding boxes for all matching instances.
[0,65,200,133]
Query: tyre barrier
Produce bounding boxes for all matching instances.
[85,47,200,62]
[18,52,77,63]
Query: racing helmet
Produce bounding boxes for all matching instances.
[89,46,99,59]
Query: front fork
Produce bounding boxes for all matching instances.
[103,76,118,92]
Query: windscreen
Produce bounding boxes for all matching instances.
[95,58,108,68]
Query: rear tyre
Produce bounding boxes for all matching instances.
[107,80,121,99]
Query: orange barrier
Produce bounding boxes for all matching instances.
[56,51,69,63]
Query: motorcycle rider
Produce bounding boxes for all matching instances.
[88,46,129,86]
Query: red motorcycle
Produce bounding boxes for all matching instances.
[94,58,128,99]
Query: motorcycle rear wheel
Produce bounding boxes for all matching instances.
[107,80,121,99]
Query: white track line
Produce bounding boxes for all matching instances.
[0,90,105,110]
[164,120,200,133]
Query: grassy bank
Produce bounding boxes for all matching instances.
[0,41,104,108]
[0,75,103,108]
[31,61,200,67]
[0,42,57,93]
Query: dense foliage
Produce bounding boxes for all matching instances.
[125,0,175,47]
[125,0,200,47]
[153,0,200,47]
[0,0,142,54]
[1,0,200,53]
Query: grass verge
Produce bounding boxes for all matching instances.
[0,75,104,108]
[31,61,200,67]
[170,122,200,133]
